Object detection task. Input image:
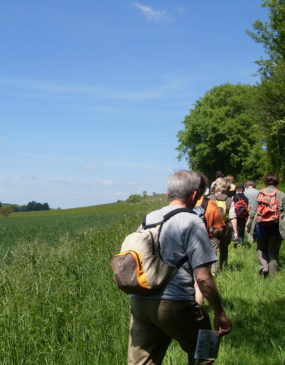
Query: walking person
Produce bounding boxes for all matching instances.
[128,170,232,365]
[244,180,259,209]
[232,185,249,246]
[195,174,225,274]
[194,174,226,305]
[208,178,238,270]
[210,170,224,194]
[246,173,285,278]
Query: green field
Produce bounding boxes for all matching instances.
[0,197,284,364]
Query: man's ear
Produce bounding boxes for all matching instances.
[186,190,197,207]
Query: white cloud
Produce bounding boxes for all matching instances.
[84,165,96,170]
[96,179,115,185]
[133,3,170,22]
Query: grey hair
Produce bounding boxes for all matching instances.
[245,180,255,188]
[167,170,201,201]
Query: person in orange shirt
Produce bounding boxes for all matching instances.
[195,174,226,305]
[195,195,225,273]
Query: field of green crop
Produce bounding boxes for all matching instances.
[0,197,284,364]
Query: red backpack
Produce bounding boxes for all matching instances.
[256,188,279,223]
[233,195,249,219]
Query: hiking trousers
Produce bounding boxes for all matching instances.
[128,297,213,365]
[256,223,282,277]
[219,224,232,270]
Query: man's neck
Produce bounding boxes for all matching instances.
[169,199,187,208]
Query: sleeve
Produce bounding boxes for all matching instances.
[185,221,218,269]
[249,197,258,217]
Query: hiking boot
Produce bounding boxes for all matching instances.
[259,269,268,278]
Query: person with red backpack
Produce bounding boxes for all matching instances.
[246,173,285,277]
[232,185,249,247]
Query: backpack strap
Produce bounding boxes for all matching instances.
[142,208,194,229]
[200,197,209,212]
[142,208,194,268]
[163,207,194,222]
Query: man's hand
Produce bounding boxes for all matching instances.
[194,266,232,336]
[233,231,238,241]
[214,311,232,336]
[245,217,252,232]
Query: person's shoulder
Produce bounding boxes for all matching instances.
[145,206,169,222]
[171,210,205,230]
[277,189,285,199]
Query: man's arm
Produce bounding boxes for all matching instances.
[228,202,238,240]
[194,266,232,336]
[245,197,258,232]
[231,218,238,241]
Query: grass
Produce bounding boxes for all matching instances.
[0,197,284,364]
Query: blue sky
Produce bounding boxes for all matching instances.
[0,0,267,209]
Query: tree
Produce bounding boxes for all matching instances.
[247,0,285,179]
[126,194,142,203]
[255,60,285,178]
[177,83,267,181]
[0,205,13,217]
[26,201,51,211]
[247,0,285,78]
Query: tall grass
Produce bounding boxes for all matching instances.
[0,198,284,364]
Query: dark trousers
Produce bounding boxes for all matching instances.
[219,224,232,270]
[237,218,246,243]
[255,223,282,276]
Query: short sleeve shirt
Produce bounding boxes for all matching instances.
[138,205,218,301]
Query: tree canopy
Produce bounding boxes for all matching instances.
[177,83,267,181]
[248,0,285,179]
[177,1,285,182]
[247,0,285,78]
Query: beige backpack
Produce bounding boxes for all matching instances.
[111,208,192,295]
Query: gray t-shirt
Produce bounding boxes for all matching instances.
[137,205,217,301]
[244,187,259,208]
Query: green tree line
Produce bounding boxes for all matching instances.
[177,0,285,182]
[0,201,50,216]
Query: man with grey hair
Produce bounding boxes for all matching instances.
[128,170,232,365]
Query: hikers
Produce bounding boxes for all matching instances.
[232,185,249,246]
[244,180,259,209]
[208,178,238,270]
[128,170,232,365]
[246,173,285,278]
